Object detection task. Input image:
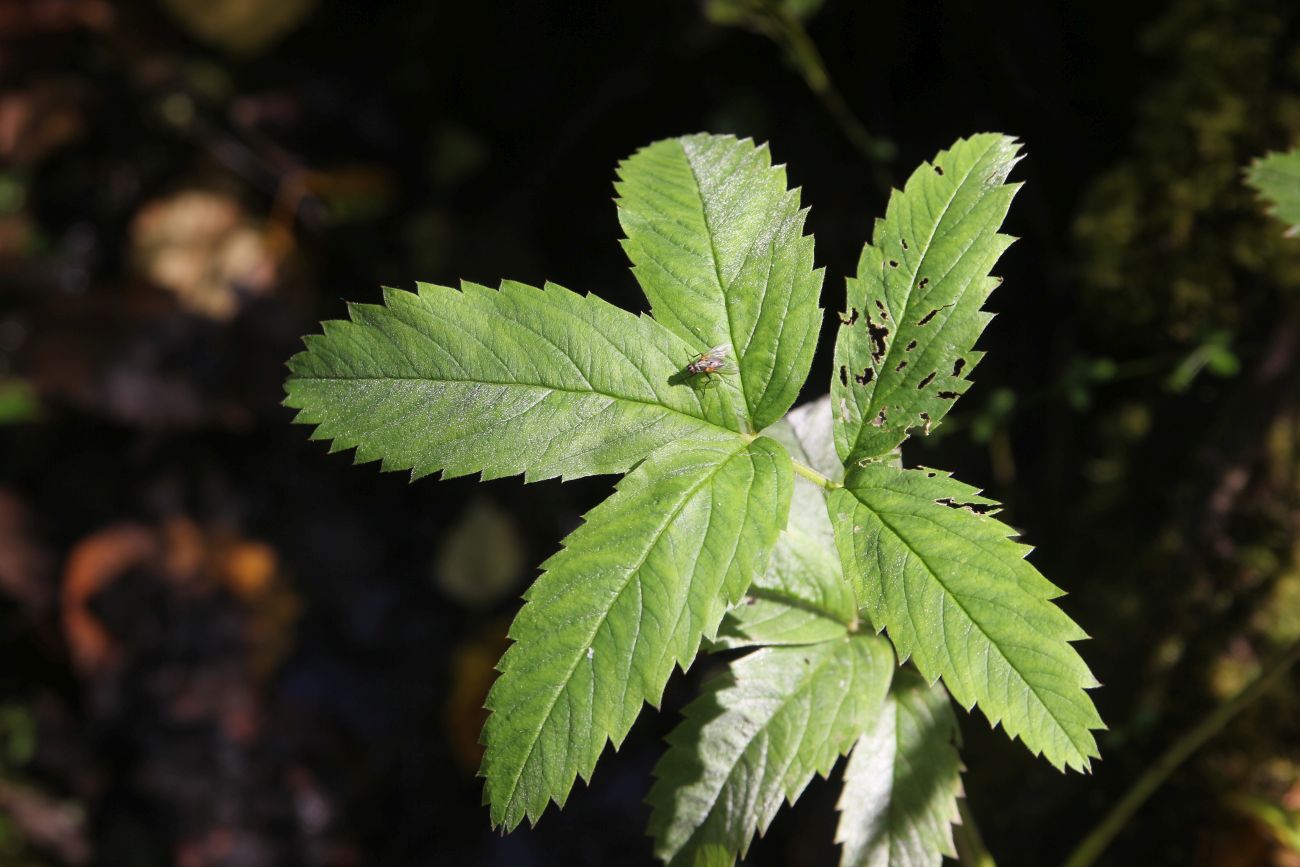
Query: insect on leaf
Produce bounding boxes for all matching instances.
[832,134,1022,463]
[617,134,824,430]
[284,280,747,483]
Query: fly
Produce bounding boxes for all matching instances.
[684,343,735,386]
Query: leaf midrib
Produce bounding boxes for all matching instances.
[677,140,753,427]
[288,372,741,436]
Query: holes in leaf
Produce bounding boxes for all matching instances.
[839,307,859,326]
[838,365,849,386]
[854,368,874,385]
[936,497,995,515]
[934,164,945,176]
[926,471,937,478]
[919,277,930,290]
[917,371,937,390]
[874,299,890,320]
[916,302,953,326]
[901,238,909,250]
[871,408,887,427]
[888,259,899,268]
[894,360,907,373]
[938,390,959,400]
[953,358,967,377]
[906,339,917,352]
[868,320,889,365]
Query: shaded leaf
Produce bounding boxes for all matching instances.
[718,396,853,648]
[832,134,1021,462]
[829,465,1102,770]
[648,634,895,867]
[617,134,824,430]
[480,437,792,829]
[836,670,962,867]
[715,527,854,648]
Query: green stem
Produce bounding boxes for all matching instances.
[1061,637,1300,867]
[791,460,840,490]
[748,0,894,189]
[955,800,999,867]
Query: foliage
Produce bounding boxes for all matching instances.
[835,670,962,867]
[286,132,1102,864]
[1248,146,1300,237]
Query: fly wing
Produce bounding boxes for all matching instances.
[701,343,736,374]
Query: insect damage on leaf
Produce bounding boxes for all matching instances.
[831,133,1024,464]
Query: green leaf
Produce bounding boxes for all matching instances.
[617,134,824,430]
[480,436,792,829]
[1246,146,1300,236]
[717,396,853,648]
[829,465,1103,771]
[832,134,1022,463]
[836,670,962,867]
[284,280,747,482]
[715,527,855,648]
[648,634,896,867]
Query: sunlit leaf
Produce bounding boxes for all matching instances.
[832,134,1022,462]
[480,437,792,829]
[618,134,824,430]
[829,465,1103,770]
[285,280,746,483]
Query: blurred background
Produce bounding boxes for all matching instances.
[1,0,1300,865]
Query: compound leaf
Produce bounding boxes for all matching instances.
[1247,146,1300,236]
[832,134,1022,463]
[618,134,824,430]
[648,634,895,867]
[481,436,792,829]
[285,280,747,483]
[829,465,1103,771]
[836,670,962,867]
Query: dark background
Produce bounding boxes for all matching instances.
[2,0,1300,865]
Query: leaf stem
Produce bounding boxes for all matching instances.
[749,0,894,191]
[791,460,840,490]
[955,800,999,867]
[1061,637,1300,867]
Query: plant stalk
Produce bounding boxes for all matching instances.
[1061,637,1300,867]
[955,800,999,867]
[791,460,840,490]
[748,0,894,190]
